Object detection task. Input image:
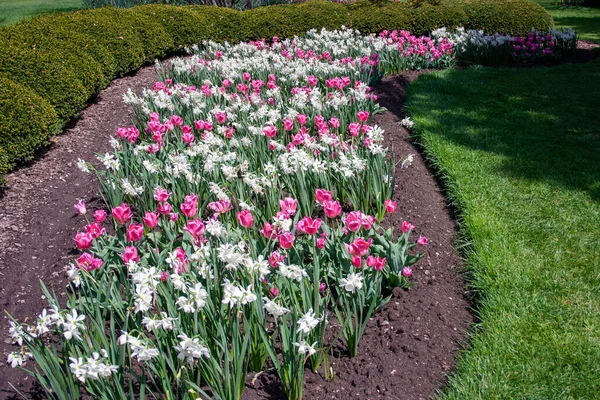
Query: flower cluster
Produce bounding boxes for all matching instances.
[7,28,433,400]
[432,27,577,65]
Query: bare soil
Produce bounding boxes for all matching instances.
[0,67,472,399]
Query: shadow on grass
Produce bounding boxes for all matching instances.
[403,60,600,201]
[554,16,600,42]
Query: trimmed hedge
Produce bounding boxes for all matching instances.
[0,74,59,186]
[0,0,553,186]
[461,0,554,35]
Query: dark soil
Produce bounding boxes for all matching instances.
[0,68,472,399]
[0,63,159,399]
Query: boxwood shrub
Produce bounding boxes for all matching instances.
[0,0,554,186]
[461,0,554,35]
[0,74,59,185]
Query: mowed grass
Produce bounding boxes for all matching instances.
[534,0,600,43]
[0,0,82,26]
[407,60,600,399]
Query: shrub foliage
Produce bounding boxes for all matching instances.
[0,0,553,186]
[0,74,59,186]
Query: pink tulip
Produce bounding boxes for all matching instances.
[351,256,363,268]
[402,267,412,277]
[384,199,397,213]
[94,210,107,223]
[269,287,279,298]
[73,232,94,250]
[242,72,251,81]
[74,199,86,215]
[278,232,295,249]
[283,118,294,131]
[401,221,415,233]
[345,237,373,257]
[76,253,104,272]
[182,131,195,145]
[126,223,144,242]
[122,246,140,265]
[345,211,363,232]
[297,114,308,126]
[216,112,227,124]
[208,199,232,214]
[261,222,276,239]
[296,216,322,235]
[154,188,171,202]
[237,210,254,228]
[160,271,169,281]
[357,111,370,122]
[169,212,179,221]
[268,250,285,268]
[315,188,333,205]
[112,204,132,225]
[361,214,376,230]
[194,120,205,130]
[417,235,429,246]
[316,236,326,249]
[323,200,342,218]
[279,197,298,216]
[263,125,277,138]
[172,247,189,274]
[85,222,105,239]
[157,202,172,215]
[180,202,198,218]
[143,212,159,229]
[348,122,361,137]
[184,219,205,238]
[170,115,183,127]
[367,255,386,271]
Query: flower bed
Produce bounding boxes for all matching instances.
[0,0,554,187]
[5,28,444,400]
[432,26,577,64]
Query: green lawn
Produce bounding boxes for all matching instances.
[535,0,600,43]
[0,0,82,26]
[407,61,600,399]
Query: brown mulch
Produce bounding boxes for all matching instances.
[0,64,160,399]
[0,64,474,398]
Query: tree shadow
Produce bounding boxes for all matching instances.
[554,16,600,43]
[398,61,600,201]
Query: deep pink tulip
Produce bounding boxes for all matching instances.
[112,204,132,225]
[367,255,386,271]
[122,246,140,265]
[278,232,295,249]
[345,237,373,257]
[126,223,144,242]
[384,199,397,213]
[323,200,342,218]
[417,235,429,246]
[237,210,254,228]
[401,221,415,233]
[143,212,159,229]
[184,219,205,238]
[296,216,322,235]
[73,232,93,250]
[315,188,333,205]
[76,253,104,272]
[94,210,107,223]
[279,197,298,216]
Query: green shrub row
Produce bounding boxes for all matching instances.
[0,74,58,186]
[0,0,553,186]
